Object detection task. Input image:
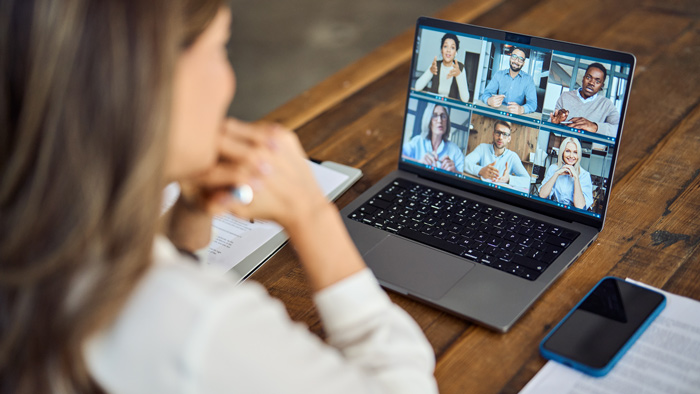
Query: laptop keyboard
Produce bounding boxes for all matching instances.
[347,178,580,281]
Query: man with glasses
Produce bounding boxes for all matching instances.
[480,48,538,114]
[549,63,619,137]
[464,120,530,191]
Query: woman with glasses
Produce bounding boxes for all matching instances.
[538,137,594,210]
[414,33,471,103]
[402,103,465,173]
[0,1,438,393]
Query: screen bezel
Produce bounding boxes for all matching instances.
[398,17,636,230]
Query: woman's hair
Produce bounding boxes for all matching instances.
[421,103,451,142]
[440,33,460,53]
[0,0,223,392]
[557,137,583,173]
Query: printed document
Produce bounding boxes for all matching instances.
[519,279,700,394]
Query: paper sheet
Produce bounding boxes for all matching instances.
[162,160,350,274]
[519,280,700,394]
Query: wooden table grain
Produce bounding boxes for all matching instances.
[251,0,700,392]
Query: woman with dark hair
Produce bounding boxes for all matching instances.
[402,103,464,173]
[0,1,437,393]
[538,137,594,210]
[415,33,470,102]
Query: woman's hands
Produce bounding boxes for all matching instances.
[166,118,326,251]
[555,164,579,178]
[167,118,366,290]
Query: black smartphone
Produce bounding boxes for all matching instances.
[540,277,666,376]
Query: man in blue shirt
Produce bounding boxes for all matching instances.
[463,120,530,191]
[480,48,538,114]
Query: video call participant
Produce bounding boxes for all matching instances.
[480,47,538,114]
[414,33,470,103]
[549,63,620,137]
[402,103,464,173]
[538,137,594,210]
[463,120,530,189]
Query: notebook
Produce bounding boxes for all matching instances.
[340,17,635,332]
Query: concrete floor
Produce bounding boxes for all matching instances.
[227,0,454,121]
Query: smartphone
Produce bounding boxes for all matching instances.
[540,277,666,376]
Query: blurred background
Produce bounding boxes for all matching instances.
[227,0,454,121]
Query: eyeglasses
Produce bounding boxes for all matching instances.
[494,131,511,137]
[432,113,448,120]
[510,54,525,63]
[584,74,603,85]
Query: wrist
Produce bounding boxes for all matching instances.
[283,198,337,239]
[165,194,214,253]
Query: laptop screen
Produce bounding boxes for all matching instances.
[399,17,635,227]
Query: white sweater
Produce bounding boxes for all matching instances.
[85,236,438,394]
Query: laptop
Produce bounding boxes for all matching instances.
[340,17,635,332]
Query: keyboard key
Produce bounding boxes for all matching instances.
[548,226,563,236]
[502,241,517,251]
[446,234,460,243]
[358,205,377,215]
[448,224,464,233]
[484,245,498,256]
[508,214,523,224]
[560,229,580,241]
[491,227,506,238]
[505,232,520,242]
[478,223,493,233]
[475,232,489,243]
[541,251,558,264]
[434,229,449,239]
[521,218,535,228]
[481,254,496,266]
[461,228,476,238]
[514,245,530,256]
[462,249,483,262]
[487,237,502,247]
[375,193,396,202]
[545,235,571,248]
[499,251,514,262]
[420,226,435,236]
[397,228,464,257]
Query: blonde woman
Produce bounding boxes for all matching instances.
[0,1,437,393]
[538,137,594,210]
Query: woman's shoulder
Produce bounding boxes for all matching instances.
[85,241,279,393]
[579,167,592,179]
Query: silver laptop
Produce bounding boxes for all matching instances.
[340,17,635,332]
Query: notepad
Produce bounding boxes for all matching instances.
[163,160,362,280]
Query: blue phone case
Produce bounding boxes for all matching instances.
[539,276,666,377]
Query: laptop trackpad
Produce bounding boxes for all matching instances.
[363,236,474,300]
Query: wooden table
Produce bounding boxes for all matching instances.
[250,0,700,392]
